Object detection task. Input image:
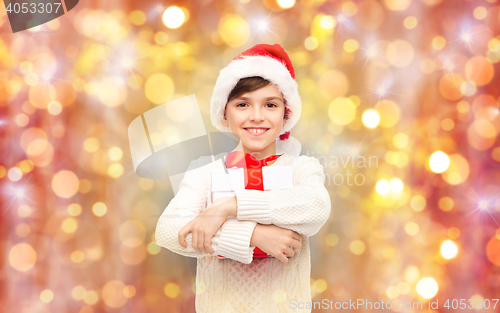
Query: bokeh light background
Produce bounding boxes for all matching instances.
[1,0,500,312]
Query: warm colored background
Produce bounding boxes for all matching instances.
[1,0,500,312]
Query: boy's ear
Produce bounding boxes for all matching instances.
[222,111,228,126]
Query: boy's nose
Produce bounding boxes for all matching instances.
[249,108,264,121]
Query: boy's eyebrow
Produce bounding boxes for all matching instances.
[236,96,284,102]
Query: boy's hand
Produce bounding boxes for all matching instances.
[178,197,235,254]
[250,224,302,264]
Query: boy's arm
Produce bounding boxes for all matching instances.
[154,161,257,264]
[233,156,331,237]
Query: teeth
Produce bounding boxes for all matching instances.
[247,128,267,134]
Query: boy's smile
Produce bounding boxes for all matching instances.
[222,84,286,159]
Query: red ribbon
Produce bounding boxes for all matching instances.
[219,151,284,259]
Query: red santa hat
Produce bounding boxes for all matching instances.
[210,43,302,157]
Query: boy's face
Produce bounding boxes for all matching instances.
[222,83,286,158]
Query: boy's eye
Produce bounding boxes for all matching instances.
[236,102,277,107]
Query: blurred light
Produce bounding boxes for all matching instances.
[489,38,500,52]
[393,133,408,148]
[108,163,124,178]
[441,240,458,259]
[492,147,500,162]
[154,31,169,45]
[325,233,339,247]
[343,39,359,52]
[362,109,380,128]
[441,118,455,131]
[71,250,85,263]
[92,202,107,217]
[404,266,420,283]
[17,205,32,217]
[416,277,438,299]
[19,159,34,173]
[145,73,174,104]
[336,14,348,24]
[162,6,185,29]
[102,280,128,308]
[384,0,411,11]
[15,223,30,237]
[319,16,336,29]
[313,279,327,293]
[40,289,54,303]
[349,240,365,255]
[15,114,29,127]
[9,243,36,272]
[83,290,99,305]
[83,137,99,153]
[52,170,79,198]
[61,217,78,233]
[108,147,123,161]
[429,151,450,173]
[386,286,399,299]
[304,36,319,50]
[479,200,489,210]
[410,195,426,211]
[256,20,268,31]
[123,285,137,298]
[447,227,460,239]
[219,14,250,47]
[68,203,82,216]
[8,168,22,181]
[438,197,454,211]
[461,31,471,42]
[328,97,356,125]
[376,86,387,96]
[432,36,446,50]
[129,10,146,26]
[405,222,419,236]
[342,1,357,16]
[13,187,25,198]
[398,282,411,294]
[390,178,404,193]
[47,101,62,115]
[164,283,180,298]
[376,179,390,195]
[277,0,295,9]
[404,16,417,29]
[147,242,161,255]
[473,6,487,20]
[72,286,86,301]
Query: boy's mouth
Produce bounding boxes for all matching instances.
[243,128,269,136]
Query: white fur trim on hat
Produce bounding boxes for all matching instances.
[210,55,302,137]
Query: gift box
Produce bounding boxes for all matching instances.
[211,166,294,259]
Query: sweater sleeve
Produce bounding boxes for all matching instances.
[154,159,258,264]
[234,156,331,237]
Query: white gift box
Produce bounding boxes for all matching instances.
[211,166,294,203]
[211,166,294,260]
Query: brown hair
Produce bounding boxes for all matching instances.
[224,76,289,120]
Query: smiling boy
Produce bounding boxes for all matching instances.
[155,43,331,313]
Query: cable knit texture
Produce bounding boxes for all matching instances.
[155,153,331,313]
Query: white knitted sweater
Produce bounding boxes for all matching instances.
[155,152,331,313]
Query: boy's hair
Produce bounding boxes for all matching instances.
[224,76,289,121]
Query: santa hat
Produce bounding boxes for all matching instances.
[210,43,302,157]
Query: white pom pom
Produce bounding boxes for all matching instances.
[276,135,302,157]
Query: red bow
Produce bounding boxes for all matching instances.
[221,151,284,259]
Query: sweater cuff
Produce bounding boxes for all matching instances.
[234,189,272,224]
[216,218,257,264]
